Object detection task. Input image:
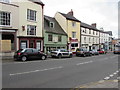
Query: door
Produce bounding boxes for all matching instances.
[29,40,34,48]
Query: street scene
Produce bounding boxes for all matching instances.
[0,0,119,89]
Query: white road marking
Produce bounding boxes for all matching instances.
[9,66,63,76]
[104,77,110,80]
[76,61,93,66]
[109,74,114,77]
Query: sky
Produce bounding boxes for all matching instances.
[43,0,119,38]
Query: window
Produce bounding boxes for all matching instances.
[72,32,76,38]
[89,38,91,43]
[89,30,91,34]
[33,49,39,53]
[27,9,36,21]
[84,37,86,43]
[0,0,10,3]
[96,31,98,35]
[48,34,52,41]
[72,21,76,27]
[36,41,41,50]
[49,22,54,28]
[71,43,78,47]
[20,41,27,49]
[0,11,10,26]
[58,36,62,42]
[27,25,36,35]
[93,31,94,35]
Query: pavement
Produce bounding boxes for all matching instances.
[76,80,119,88]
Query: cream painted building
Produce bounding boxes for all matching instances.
[0,1,19,52]
[55,10,81,53]
[81,22,99,50]
[12,0,44,51]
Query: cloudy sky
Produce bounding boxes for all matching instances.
[43,0,119,38]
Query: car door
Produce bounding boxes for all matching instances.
[32,49,40,59]
[62,49,69,57]
[25,49,34,59]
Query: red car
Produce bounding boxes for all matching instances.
[97,49,106,54]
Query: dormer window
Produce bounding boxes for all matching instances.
[49,22,54,28]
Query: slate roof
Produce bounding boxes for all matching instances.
[81,22,99,31]
[59,12,80,22]
[44,15,67,35]
[29,0,44,5]
[105,31,113,36]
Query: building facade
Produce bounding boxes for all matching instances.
[55,10,81,53]
[81,23,99,51]
[12,0,44,51]
[0,1,19,52]
[44,15,67,54]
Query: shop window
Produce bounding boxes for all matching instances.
[36,41,41,50]
[21,41,27,49]
[71,43,78,47]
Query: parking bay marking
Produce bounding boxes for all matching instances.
[9,66,63,76]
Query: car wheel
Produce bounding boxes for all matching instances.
[21,56,27,62]
[83,54,86,57]
[69,54,72,58]
[58,54,62,59]
[41,55,46,60]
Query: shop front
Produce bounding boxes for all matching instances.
[68,37,80,54]
[0,29,17,52]
[44,44,67,54]
[18,36,44,52]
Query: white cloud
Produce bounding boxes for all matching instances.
[43,0,118,38]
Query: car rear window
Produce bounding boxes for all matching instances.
[16,49,23,53]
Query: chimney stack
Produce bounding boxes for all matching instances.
[67,9,74,16]
[91,23,97,28]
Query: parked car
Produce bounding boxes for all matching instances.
[14,48,47,61]
[76,48,92,57]
[97,49,106,54]
[113,49,120,54]
[51,49,73,58]
[89,49,99,55]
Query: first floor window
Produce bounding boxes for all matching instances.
[27,25,36,35]
[48,34,52,41]
[0,11,10,26]
[72,32,76,38]
[58,36,62,42]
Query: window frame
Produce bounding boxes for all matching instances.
[0,11,11,26]
[27,25,36,35]
[27,9,36,21]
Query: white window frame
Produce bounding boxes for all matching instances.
[27,25,36,35]
[72,32,76,38]
[27,9,36,21]
[0,11,11,26]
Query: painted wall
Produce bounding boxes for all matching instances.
[0,2,19,29]
[44,32,67,45]
[67,20,80,42]
[55,12,67,33]
[12,0,43,37]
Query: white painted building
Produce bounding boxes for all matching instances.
[81,23,99,50]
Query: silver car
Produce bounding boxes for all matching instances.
[51,49,73,58]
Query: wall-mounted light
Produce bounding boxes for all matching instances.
[22,26,25,31]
